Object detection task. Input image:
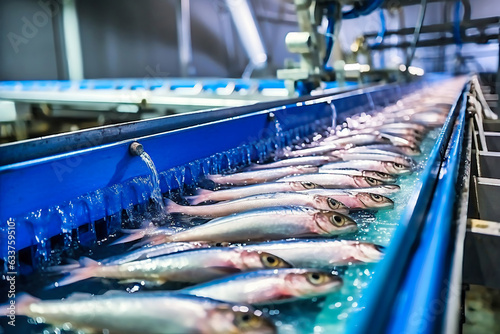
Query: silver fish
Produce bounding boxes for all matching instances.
[54,248,291,287]
[185,181,322,205]
[330,151,414,167]
[348,144,421,156]
[245,156,337,170]
[318,168,397,183]
[320,160,411,175]
[206,166,318,185]
[320,134,390,146]
[277,173,385,188]
[301,190,394,210]
[166,192,348,217]
[182,268,343,305]
[283,144,342,158]
[241,239,384,267]
[347,185,400,195]
[102,242,211,265]
[12,293,276,334]
[129,206,357,244]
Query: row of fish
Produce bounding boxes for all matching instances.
[7,80,465,333]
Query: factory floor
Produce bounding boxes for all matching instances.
[463,285,500,333]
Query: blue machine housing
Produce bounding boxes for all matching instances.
[0,76,468,333]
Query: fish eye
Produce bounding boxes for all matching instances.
[366,177,380,186]
[330,214,345,226]
[234,311,263,329]
[394,163,405,169]
[370,193,383,202]
[375,172,389,179]
[301,182,317,189]
[260,252,287,268]
[327,198,342,210]
[306,272,327,285]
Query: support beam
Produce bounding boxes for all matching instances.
[62,0,84,80]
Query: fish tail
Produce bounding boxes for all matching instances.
[165,198,187,214]
[185,188,213,205]
[1,293,39,316]
[110,229,148,245]
[50,257,100,288]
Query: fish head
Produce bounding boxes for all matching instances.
[312,195,348,213]
[239,250,292,270]
[284,270,343,298]
[208,305,276,334]
[356,192,394,209]
[362,171,397,183]
[353,176,384,188]
[289,181,322,191]
[355,243,385,262]
[314,211,357,235]
[383,162,412,175]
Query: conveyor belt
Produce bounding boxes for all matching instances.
[0,75,471,333]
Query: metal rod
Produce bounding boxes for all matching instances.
[369,33,499,50]
[364,16,499,38]
[225,0,268,76]
[175,0,195,77]
[406,0,428,68]
[62,0,84,80]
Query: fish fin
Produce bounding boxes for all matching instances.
[185,188,214,205]
[50,257,100,288]
[1,293,39,316]
[45,261,82,274]
[110,229,148,245]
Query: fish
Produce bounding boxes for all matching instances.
[241,239,384,267]
[282,143,342,158]
[319,134,391,146]
[6,293,276,334]
[117,206,358,245]
[52,248,291,287]
[346,184,401,195]
[206,166,318,185]
[330,151,415,167]
[318,168,397,183]
[102,242,212,265]
[277,173,386,188]
[181,268,343,305]
[320,160,411,175]
[300,190,394,210]
[166,192,348,217]
[339,147,416,162]
[348,144,421,156]
[185,181,322,205]
[245,156,337,170]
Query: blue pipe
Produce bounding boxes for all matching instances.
[323,5,336,69]
[370,9,387,48]
[453,0,463,46]
[342,0,385,19]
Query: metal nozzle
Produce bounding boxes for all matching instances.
[129,142,144,156]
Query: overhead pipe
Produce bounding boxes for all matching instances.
[225,0,268,77]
